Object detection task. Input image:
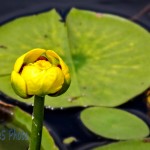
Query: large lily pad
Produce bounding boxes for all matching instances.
[0,9,150,107]
[80,107,149,140]
[66,9,150,107]
[0,9,80,107]
[94,140,150,150]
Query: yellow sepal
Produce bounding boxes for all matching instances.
[14,54,26,73]
[11,71,29,98]
[24,48,46,64]
[45,67,64,94]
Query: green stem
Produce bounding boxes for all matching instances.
[29,95,45,150]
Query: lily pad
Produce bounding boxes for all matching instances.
[0,9,150,107]
[66,9,150,107]
[13,107,58,150]
[0,102,58,150]
[80,107,149,140]
[0,125,29,150]
[0,9,80,107]
[94,140,150,150]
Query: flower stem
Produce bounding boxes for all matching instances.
[29,95,45,150]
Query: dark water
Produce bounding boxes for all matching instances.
[0,0,149,30]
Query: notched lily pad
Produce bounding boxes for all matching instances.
[80,107,150,140]
[66,9,150,107]
[0,9,150,107]
[0,9,80,107]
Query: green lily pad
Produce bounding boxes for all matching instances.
[0,9,150,107]
[66,9,150,107]
[12,107,58,150]
[0,103,58,150]
[80,107,149,140]
[0,9,80,107]
[0,125,29,150]
[94,140,150,150]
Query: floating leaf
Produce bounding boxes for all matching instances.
[94,140,150,150]
[66,9,150,107]
[0,9,80,107]
[0,9,150,107]
[0,102,58,150]
[12,107,58,150]
[0,125,29,150]
[80,107,149,140]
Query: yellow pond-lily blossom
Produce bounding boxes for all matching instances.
[11,48,71,98]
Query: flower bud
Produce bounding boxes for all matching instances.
[11,48,71,98]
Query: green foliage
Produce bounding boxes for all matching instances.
[94,140,150,150]
[0,8,150,149]
[12,107,58,150]
[81,107,149,140]
[0,9,150,107]
[0,105,58,150]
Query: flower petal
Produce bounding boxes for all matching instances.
[20,64,43,95]
[45,50,60,65]
[24,48,46,64]
[46,50,70,79]
[50,72,71,96]
[11,71,29,98]
[46,50,60,59]
[46,50,71,96]
[42,67,64,95]
[20,64,64,96]
[14,54,26,73]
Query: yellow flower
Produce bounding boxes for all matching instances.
[11,48,71,98]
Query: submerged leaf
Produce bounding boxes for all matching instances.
[63,136,77,144]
